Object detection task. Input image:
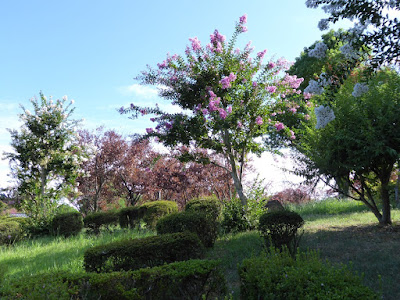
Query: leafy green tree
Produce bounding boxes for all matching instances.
[4,93,86,225]
[293,69,400,225]
[120,15,308,206]
[306,0,399,67]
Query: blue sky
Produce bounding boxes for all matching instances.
[0,0,353,190]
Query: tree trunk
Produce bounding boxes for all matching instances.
[380,177,392,225]
[227,152,247,206]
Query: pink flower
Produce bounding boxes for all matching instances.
[189,37,202,51]
[257,49,267,59]
[209,90,217,98]
[275,122,285,131]
[220,77,231,89]
[305,114,311,120]
[218,108,227,119]
[239,14,247,24]
[228,72,237,82]
[303,92,312,100]
[256,116,263,125]
[239,25,248,33]
[202,108,209,115]
[268,62,276,69]
[237,121,243,128]
[266,86,277,93]
[146,128,154,134]
[227,106,232,114]
[271,112,277,116]
[165,123,172,129]
[150,118,156,122]
[289,107,297,113]
[252,82,257,87]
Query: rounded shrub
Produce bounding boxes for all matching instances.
[52,211,83,237]
[0,221,23,245]
[220,198,250,234]
[185,197,222,221]
[83,231,204,273]
[156,211,218,248]
[239,248,379,300]
[83,210,119,234]
[118,206,140,229]
[258,210,304,255]
[138,200,178,229]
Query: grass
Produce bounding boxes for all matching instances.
[1,198,399,299]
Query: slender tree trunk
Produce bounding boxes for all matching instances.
[380,175,392,225]
[228,152,247,206]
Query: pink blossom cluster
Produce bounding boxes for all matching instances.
[281,74,304,89]
[238,14,248,32]
[289,130,296,140]
[220,73,237,89]
[266,86,277,93]
[256,116,263,125]
[210,30,226,45]
[257,49,267,60]
[275,122,285,131]
[189,37,202,51]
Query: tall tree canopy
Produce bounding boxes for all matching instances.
[4,93,86,224]
[306,0,400,67]
[120,15,309,206]
[293,69,400,225]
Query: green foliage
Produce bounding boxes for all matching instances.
[0,201,7,213]
[83,210,119,234]
[51,211,83,237]
[185,196,222,221]
[56,204,78,214]
[294,69,400,224]
[1,259,226,300]
[83,231,204,273]
[220,197,267,234]
[118,206,140,228]
[258,210,304,255]
[156,211,218,248]
[0,221,23,245]
[138,200,178,229]
[239,248,379,300]
[4,93,87,226]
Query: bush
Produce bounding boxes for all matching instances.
[220,197,266,234]
[0,221,23,245]
[258,210,304,256]
[118,206,141,229]
[156,211,218,248]
[239,249,379,300]
[51,212,83,237]
[83,210,119,234]
[138,200,178,229]
[1,260,226,300]
[84,231,204,273]
[185,197,222,221]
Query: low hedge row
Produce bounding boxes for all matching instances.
[52,212,83,237]
[0,220,23,245]
[119,200,178,230]
[1,259,226,300]
[239,248,379,300]
[83,210,119,234]
[84,231,204,273]
[156,211,218,248]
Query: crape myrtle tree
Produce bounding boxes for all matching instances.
[306,0,400,68]
[292,69,400,225]
[4,93,86,224]
[120,15,309,206]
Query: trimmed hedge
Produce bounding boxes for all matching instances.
[156,211,218,248]
[239,249,379,300]
[52,212,83,237]
[0,221,23,245]
[83,210,119,234]
[84,231,204,273]
[185,197,222,221]
[118,206,141,228]
[138,200,178,229]
[0,259,226,300]
[258,210,304,255]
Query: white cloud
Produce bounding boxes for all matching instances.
[117,84,159,98]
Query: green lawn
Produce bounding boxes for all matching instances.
[1,199,399,299]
